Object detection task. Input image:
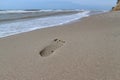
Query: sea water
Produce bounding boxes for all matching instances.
[0,10,104,38]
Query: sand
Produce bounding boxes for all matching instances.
[0,11,120,80]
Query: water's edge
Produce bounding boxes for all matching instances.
[0,10,106,38]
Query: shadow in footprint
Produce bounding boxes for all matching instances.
[40,39,65,57]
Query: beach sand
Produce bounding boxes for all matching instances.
[0,11,120,80]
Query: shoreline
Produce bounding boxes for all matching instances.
[0,11,90,38]
[0,11,120,80]
[0,10,106,39]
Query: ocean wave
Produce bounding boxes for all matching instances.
[0,11,90,38]
[0,10,40,14]
[0,10,81,22]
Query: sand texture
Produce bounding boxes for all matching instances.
[0,11,120,80]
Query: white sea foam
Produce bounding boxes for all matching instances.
[0,10,41,14]
[0,11,90,38]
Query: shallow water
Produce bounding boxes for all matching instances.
[0,10,105,38]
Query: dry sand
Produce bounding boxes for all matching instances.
[0,11,120,80]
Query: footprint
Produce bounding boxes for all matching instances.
[40,39,65,57]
